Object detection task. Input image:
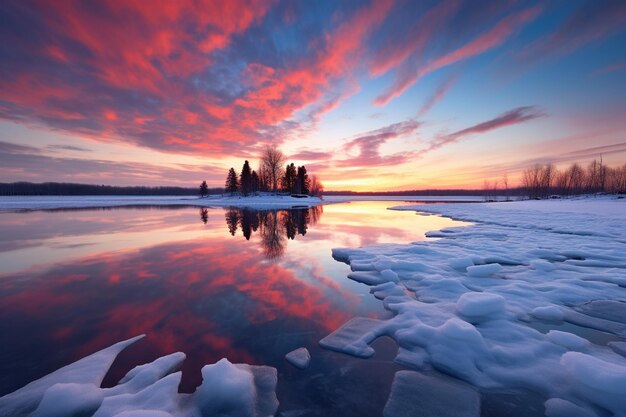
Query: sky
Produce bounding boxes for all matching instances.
[0,0,625,191]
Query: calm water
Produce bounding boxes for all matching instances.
[0,201,468,415]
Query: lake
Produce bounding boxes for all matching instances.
[0,201,469,416]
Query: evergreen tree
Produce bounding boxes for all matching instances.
[281,163,297,193]
[225,168,239,195]
[240,160,252,196]
[199,180,209,197]
[251,170,260,194]
[296,165,310,195]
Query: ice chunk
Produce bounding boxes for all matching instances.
[544,398,598,417]
[319,317,383,358]
[429,318,489,383]
[195,358,278,417]
[546,331,589,351]
[530,259,556,271]
[93,372,183,417]
[466,263,502,277]
[383,371,480,417]
[32,383,104,417]
[561,352,626,414]
[114,352,186,393]
[0,336,279,417]
[347,271,385,285]
[531,306,564,322]
[380,269,399,282]
[285,347,311,369]
[575,300,626,324]
[448,257,474,270]
[456,292,506,322]
[0,334,144,417]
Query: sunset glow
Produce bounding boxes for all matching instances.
[1,1,625,190]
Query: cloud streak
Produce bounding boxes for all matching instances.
[374,6,542,106]
[420,106,545,155]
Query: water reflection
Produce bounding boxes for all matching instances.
[199,208,208,224]
[0,202,470,403]
[221,206,323,259]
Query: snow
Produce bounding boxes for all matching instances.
[285,347,311,369]
[0,194,323,211]
[0,194,487,211]
[327,197,626,416]
[0,336,278,417]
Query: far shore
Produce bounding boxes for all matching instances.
[0,194,487,211]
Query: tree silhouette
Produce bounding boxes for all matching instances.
[225,209,239,236]
[251,170,260,194]
[309,175,323,196]
[199,180,209,197]
[200,208,208,224]
[225,168,239,195]
[240,160,252,196]
[260,146,286,193]
[281,163,297,193]
[296,165,310,195]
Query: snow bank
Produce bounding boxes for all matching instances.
[0,336,278,417]
[0,194,323,211]
[326,198,626,415]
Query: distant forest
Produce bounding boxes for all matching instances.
[0,182,224,196]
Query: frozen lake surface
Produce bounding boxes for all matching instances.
[0,201,468,416]
[1,197,625,416]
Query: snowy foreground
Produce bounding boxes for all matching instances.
[0,335,278,417]
[1,197,625,416]
[329,197,626,417]
[0,194,323,211]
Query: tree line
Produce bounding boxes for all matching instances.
[520,159,626,199]
[0,182,220,196]
[200,146,323,197]
[522,159,626,198]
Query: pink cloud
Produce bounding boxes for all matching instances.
[421,106,545,155]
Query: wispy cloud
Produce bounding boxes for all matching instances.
[517,2,626,66]
[417,74,458,117]
[337,119,420,167]
[420,106,545,155]
[593,61,626,76]
[374,6,542,106]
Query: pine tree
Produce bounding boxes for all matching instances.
[199,180,209,197]
[296,165,310,195]
[281,163,297,193]
[251,170,260,193]
[240,160,252,196]
[225,168,239,195]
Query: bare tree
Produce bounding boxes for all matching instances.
[502,174,509,201]
[568,163,584,195]
[260,146,286,193]
[309,175,324,197]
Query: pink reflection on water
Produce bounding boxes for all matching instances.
[0,202,469,393]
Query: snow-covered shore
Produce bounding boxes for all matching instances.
[0,194,487,211]
[329,196,626,416]
[0,194,324,211]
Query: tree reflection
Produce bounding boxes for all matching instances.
[199,208,208,224]
[218,206,323,259]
